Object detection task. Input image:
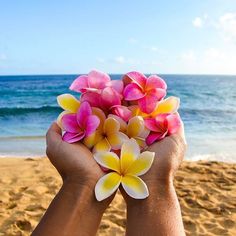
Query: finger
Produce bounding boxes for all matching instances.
[46,122,62,146]
[175,118,187,145]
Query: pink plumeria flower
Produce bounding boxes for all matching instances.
[81,86,131,121]
[123,71,167,114]
[144,113,181,145]
[61,101,100,143]
[69,69,124,94]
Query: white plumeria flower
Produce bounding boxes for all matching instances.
[94,138,155,201]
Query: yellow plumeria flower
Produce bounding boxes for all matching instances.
[94,138,155,201]
[84,116,128,152]
[131,96,180,118]
[57,94,80,127]
[126,116,150,148]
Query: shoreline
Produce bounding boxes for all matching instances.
[0,158,236,235]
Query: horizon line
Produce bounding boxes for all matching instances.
[1,72,236,77]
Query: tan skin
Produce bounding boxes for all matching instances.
[32,121,186,236]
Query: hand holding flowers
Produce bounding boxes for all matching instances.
[56,70,183,201]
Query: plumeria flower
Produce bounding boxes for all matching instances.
[61,101,100,143]
[81,86,131,121]
[83,116,128,152]
[123,71,167,114]
[70,69,124,94]
[94,138,155,201]
[144,113,181,145]
[110,115,149,149]
[126,116,150,149]
[57,94,81,128]
[131,96,180,119]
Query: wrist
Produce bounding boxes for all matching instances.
[126,178,174,207]
[62,177,112,211]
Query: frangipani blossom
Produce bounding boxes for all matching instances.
[70,69,124,94]
[126,116,150,148]
[57,94,80,128]
[145,113,181,145]
[84,116,128,152]
[131,96,180,119]
[61,101,100,143]
[81,87,131,121]
[94,138,155,201]
[123,71,167,114]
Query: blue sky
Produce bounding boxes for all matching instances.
[0,0,236,75]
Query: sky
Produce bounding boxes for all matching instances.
[0,0,236,75]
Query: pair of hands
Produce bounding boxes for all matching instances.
[46,121,187,208]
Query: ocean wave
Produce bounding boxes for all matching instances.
[0,106,61,116]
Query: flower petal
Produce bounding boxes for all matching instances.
[127,116,145,138]
[144,118,160,132]
[94,151,120,172]
[111,105,132,122]
[146,75,167,91]
[106,80,124,94]
[57,111,72,128]
[93,138,111,152]
[92,107,106,131]
[100,87,121,109]
[126,151,154,176]
[120,138,140,173]
[81,91,101,108]
[108,114,127,133]
[57,94,80,113]
[107,132,128,150]
[126,71,147,89]
[151,96,180,116]
[83,131,103,148]
[69,75,89,92]
[88,70,110,89]
[104,117,120,136]
[76,101,92,128]
[166,113,181,135]
[85,115,100,136]
[95,172,121,201]
[146,132,167,145]
[61,114,80,133]
[62,132,85,143]
[138,94,157,114]
[121,175,149,199]
[123,83,144,101]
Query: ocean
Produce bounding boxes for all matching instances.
[0,74,236,162]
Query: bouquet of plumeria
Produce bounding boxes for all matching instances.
[56,70,181,201]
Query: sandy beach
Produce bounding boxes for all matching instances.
[0,158,235,236]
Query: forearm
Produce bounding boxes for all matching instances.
[126,180,185,236]
[32,181,106,236]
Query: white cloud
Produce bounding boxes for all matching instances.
[193,17,203,28]
[218,12,236,43]
[179,47,236,74]
[114,56,125,64]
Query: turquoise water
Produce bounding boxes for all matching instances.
[0,74,236,162]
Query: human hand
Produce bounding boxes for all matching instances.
[122,119,187,203]
[46,122,113,206]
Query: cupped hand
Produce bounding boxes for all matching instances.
[46,122,104,192]
[122,119,187,202]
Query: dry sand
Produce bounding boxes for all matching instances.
[0,158,235,236]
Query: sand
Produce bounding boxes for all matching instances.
[0,158,235,236]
